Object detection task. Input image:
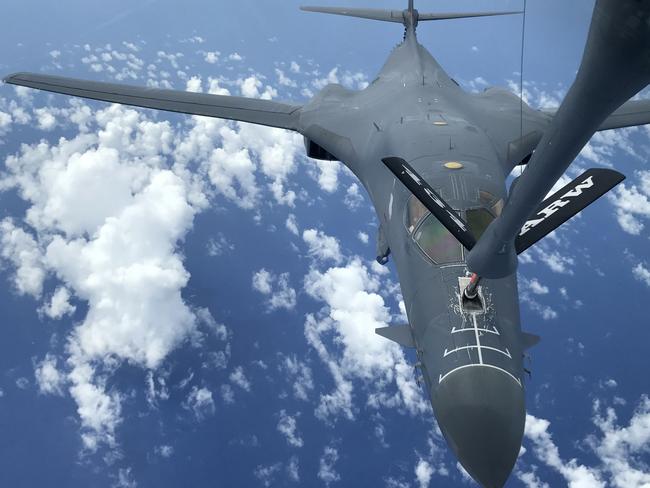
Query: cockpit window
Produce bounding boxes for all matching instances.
[492,199,504,216]
[406,196,462,264]
[479,190,504,217]
[405,191,503,265]
[407,197,429,233]
[466,208,495,240]
[413,214,463,264]
[479,190,495,207]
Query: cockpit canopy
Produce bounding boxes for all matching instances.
[406,191,504,265]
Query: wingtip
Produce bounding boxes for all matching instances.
[2,72,25,84]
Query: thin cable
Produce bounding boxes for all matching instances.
[519,0,527,140]
[518,0,528,177]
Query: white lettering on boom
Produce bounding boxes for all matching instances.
[519,176,595,236]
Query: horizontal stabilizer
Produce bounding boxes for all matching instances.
[3,72,302,131]
[300,6,404,22]
[301,6,522,24]
[375,325,415,348]
[418,11,523,21]
[382,157,477,250]
[515,168,625,254]
[521,332,541,351]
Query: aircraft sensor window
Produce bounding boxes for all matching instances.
[413,214,463,264]
[466,208,495,240]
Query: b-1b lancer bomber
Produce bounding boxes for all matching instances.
[4,0,650,486]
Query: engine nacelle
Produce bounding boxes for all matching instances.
[304,137,336,161]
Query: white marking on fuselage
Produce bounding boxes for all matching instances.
[443,345,512,359]
[440,280,520,388]
[438,364,522,388]
[451,326,500,335]
[472,314,484,364]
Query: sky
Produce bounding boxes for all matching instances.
[0,1,649,487]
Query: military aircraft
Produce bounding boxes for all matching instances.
[4,0,650,486]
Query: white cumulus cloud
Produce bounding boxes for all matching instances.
[632,262,650,287]
[41,287,76,319]
[229,366,251,392]
[302,229,342,264]
[252,268,297,311]
[318,446,341,486]
[0,219,46,297]
[34,354,65,396]
[277,410,304,448]
[1,104,207,449]
[525,414,604,487]
[304,258,427,421]
[184,386,215,420]
[609,171,650,235]
[415,459,433,488]
[281,355,314,401]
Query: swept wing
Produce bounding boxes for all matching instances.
[3,72,301,131]
[542,98,650,131]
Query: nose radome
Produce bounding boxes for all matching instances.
[432,366,525,488]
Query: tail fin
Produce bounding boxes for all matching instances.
[300,4,522,26]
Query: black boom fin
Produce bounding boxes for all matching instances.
[515,168,625,254]
[382,157,477,250]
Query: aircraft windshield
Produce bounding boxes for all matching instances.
[467,191,504,239]
[407,197,429,233]
[466,208,494,240]
[414,215,463,263]
[480,190,504,217]
[407,197,461,264]
[406,192,504,265]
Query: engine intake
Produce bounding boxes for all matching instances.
[304,137,337,161]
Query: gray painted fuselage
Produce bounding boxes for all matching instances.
[298,28,546,487]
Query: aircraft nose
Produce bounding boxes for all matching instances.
[433,367,525,488]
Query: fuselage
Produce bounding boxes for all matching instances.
[298,29,532,487]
